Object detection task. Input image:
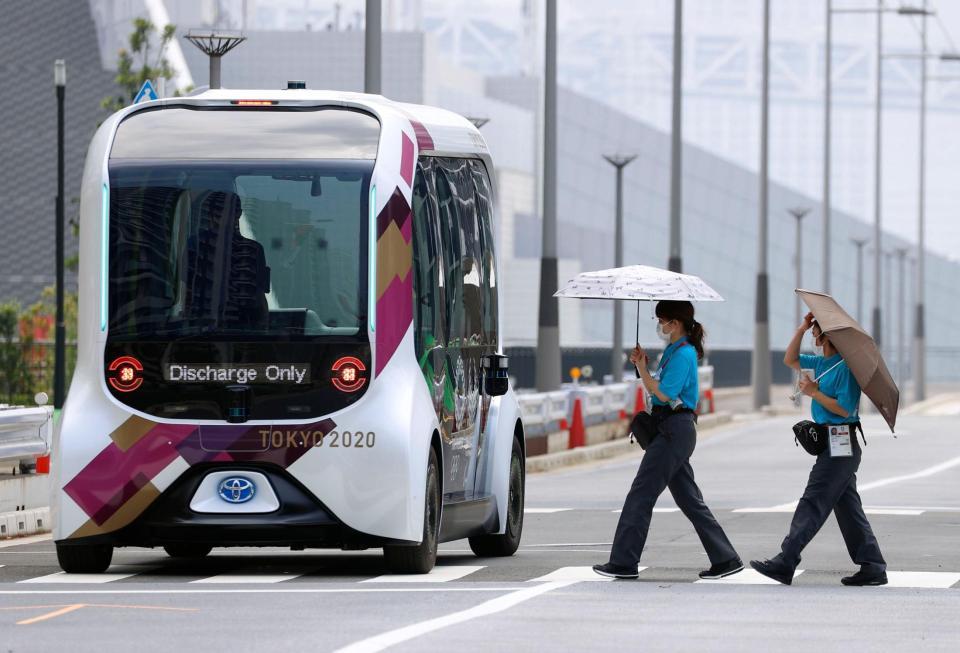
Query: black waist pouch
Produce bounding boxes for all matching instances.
[629,411,660,450]
[792,420,829,455]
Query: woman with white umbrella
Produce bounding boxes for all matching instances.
[592,300,743,580]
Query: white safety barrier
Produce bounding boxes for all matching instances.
[698,366,715,414]
[517,391,569,437]
[0,405,54,472]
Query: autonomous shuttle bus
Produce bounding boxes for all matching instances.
[53,87,524,574]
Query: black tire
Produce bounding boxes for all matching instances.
[163,544,213,559]
[56,542,113,574]
[384,447,440,574]
[469,437,524,557]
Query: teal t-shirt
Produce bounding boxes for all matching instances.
[799,353,861,425]
[652,336,699,410]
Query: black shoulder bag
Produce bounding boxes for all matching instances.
[792,420,866,456]
[628,343,690,450]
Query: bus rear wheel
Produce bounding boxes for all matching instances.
[469,437,524,557]
[383,448,440,574]
[163,544,213,559]
[56,542,113,574]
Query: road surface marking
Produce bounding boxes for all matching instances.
[732,505,797,513]
[191,571,311,584]
[858,455,960,492]
[528,566,647,582]
[522,542,612,547]
[361,566,485,583]
[524,508,572,514]
[15,603,86,625]
[695,569,804,585]
[18,567,146,584]
[864,509,924,516]
[332,581,575,653]
[612,508,681,514]
[883,572,960,589]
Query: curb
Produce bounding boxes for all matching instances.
[526,411,733,474]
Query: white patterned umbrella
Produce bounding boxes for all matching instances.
[554,265,724,342]
[554,265,724,302]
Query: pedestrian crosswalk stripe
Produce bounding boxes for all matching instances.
[528,566,648,582]
[864,509,924,516]
[18,567,145,584]
[362,566,485,583]
[883,572,960,588]
[695,569,804,585]
[612,508,680,514]
[524,508,572,514]
[191,571,311,584]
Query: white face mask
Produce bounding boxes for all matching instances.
[812,335,823,357]
[656,321,673,342]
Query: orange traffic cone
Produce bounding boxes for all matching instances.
[568,397,586,449]
[633,385,646,414]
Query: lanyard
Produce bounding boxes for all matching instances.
[657,341,690,373]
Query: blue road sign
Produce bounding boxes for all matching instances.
[133,80,159,105]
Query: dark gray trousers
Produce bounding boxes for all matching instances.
[775,441,886,573]
[609,413,738,568]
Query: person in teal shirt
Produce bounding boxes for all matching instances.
[752,312,887,587]
[594,300,741,581]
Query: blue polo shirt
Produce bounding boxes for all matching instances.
[652,336,699,410]
[799,353,861,425]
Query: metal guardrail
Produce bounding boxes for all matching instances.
[0,405,53,469]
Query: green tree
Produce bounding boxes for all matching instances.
[0,303,33,404]
[101,18,178,113]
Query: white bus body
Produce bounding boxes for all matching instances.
[53,89,524,574]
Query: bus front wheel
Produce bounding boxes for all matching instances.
[469,437,524,557]
[383,448,440,574]
[56,542,113,574]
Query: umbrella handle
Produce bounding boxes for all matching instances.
[636,300,640,344]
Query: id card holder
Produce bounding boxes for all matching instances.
[828,424,853,458]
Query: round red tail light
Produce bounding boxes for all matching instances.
[108,356,143,392]
[331,356,367,393]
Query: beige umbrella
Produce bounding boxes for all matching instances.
[796,289,899,432]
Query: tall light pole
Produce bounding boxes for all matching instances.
[668,0,683,273]
[872,1,883,349]
[884,248,894,360]
[54,60,66,411]
[536,0,561,391]
[915,4,928,400]
[752,0,771,411]
[604,154,637,381]
[823,0,832,292]
[184,31,246,90]
[851,238,869,323]
[365,0,382,93]
[896,247,908,390]
[788,207,810,326]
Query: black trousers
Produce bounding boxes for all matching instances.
[609,412,738,568]
[775,441,886,573]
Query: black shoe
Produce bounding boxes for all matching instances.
[841,570,888,586]
[699,557,745,580]
[592,562,639,579]
[749,559,794,585]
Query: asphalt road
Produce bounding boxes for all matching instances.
[1,410,958,652]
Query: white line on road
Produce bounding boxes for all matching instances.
[361,566,485,583]
[522,543,612,548]
[612,508,681,514]
[331,581,576,653]
[857,454,960,492]
[0,587,521,596]
[695,569,805,585]
[864,509,924,516]
[524,508,572,514]
[883,572,960,589]
[528,566,647,582]
[191,571,312,584]
[18,567,145,584]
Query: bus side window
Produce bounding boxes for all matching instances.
[445,158,483,347]
[434,165,464,346]
[469,160,499,348]
[411,162,443,360]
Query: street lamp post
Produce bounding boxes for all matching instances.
[851,238,869,323]
[604,154,637,381]
[184,31,246,90]
[752,0,771,411]
[365,0,381,93]
[788,207,811,327]
[536,0,561,391]
[668,0,683,273]
[54,60,66,411]
[823,0,832,292]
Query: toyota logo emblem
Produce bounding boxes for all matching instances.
[217,476,256,504]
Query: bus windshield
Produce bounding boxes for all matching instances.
[108,160,371,340]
